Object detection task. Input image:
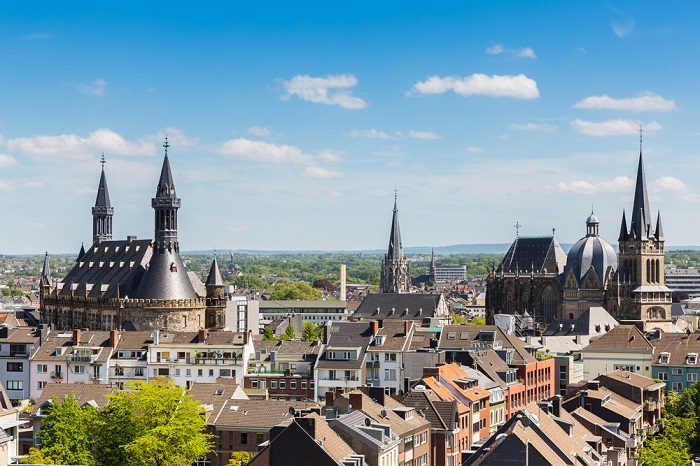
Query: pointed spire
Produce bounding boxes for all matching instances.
[618,209,629,242]
[629,134,651,241]
[95,153,111,208]
[156,136,176,198]
[387,189,403,261]
[92,154,114,244]
[77,242,86,262]
[206,257,224,287]
[655,209,665,241]
[41,252,51,286]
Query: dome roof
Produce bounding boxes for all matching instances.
[563,214,617,287]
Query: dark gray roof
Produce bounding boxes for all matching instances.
[498,236,566,274]
[156,150,176,198]
[630,151,651,240]
[206,258,224,287]
[353,293,442,320]
[563,215,617,286]
[95,167,111,208]
[387,196,403,261]
[41,252,51,286]
[134,247,199,300]
[317,322,373,370]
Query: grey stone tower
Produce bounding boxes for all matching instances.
[380,192,411,293]
[92,155,114,245]
[152,138,181,254]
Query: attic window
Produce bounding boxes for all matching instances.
[89,262,94,268]
[109,262,115,268]
[79,262,85,267]
[447,332,456,340]
[375,336,385,346]
[103,247,109,254]
[688,353,698,365]
[114,247,120,253]
[99,262,104,268]
[135,246,140,252]
[129,261,135,268]
[215,389,224,396]
[125,246,130,252]
[170,263,178,272]
[119,262,125,268]
[659,352,670,364]
[460,332,469,340]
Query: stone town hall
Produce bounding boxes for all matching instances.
[487,136,672,332]
[39,140,226,332]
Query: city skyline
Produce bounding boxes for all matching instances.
[2,2,700,254]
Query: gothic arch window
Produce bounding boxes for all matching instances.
[646,259,650,283]
[655,259,660,283]
[541,286,558,324]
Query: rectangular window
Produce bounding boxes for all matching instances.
[384,353,397,362]
[7,362,22,372]
[301,380,307,389]
[688,373,698,382]
[271,380,277,389]
[240,432,248,445]
[659,372,668,381]
[37,364,48,373]
[290,380,297,389]
[329,370,336,380]
[384,369,396,381]
[219,369,231,377]
[198,369,203,377]
[251,380,259,389]
[6,380,22,390]
[37,381,46,390]
[673,368,683,376]
[209,369,214,377]
[115,366,124,376]
[673,382,683,391]
[185,369,191,377]
[74,365,85,374]
[614,364,635,372]
[174,369,181,376]
[256,433,264,445]
[279,380,286,389]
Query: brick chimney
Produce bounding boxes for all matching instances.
[243,330,251,345]
[198,329,208,343]
[73,329,81,346]
[109,330,119,348]
[371,321,379,336]
[349,393,363,411]
[404,321,410,336]
[325,391,335,408]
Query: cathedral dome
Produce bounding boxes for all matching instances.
[564,212,617,286]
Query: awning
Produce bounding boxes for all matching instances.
[0,419,28,429]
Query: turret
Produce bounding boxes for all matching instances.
[92,154,114,245]
[152,137,181,253]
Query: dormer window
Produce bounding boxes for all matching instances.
[375,336,385,346]
[688,353,698,365]
[170,263,177,272]
[659,352,670,364]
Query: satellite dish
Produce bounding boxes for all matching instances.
[289,407,296,416]
[364,417,372,427]
[380,409,387,418]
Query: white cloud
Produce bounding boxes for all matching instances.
[0,179,11,191]
[570,119,662,137]
[247,127,270,137]
[409,74,539,99]
[509,123,556,133]
[78,79,107,96]
[216,138,313,164]
[73,187,95,196]
[486,43,537,59]
[573,92,676,112]
[612,19,635,38]
[408,130,441,140]
[0,154,17,167]
[7,128,156,159]
[465,146,485,153]
[317,150,342,162]
[651,176,687,193]
[556,176,634,194]
[351,129,392,139]
[149,127,199,147]
[303,166,343,179]
[281,74,367,109]
[21,181,45,189]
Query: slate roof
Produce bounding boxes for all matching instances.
[386,197,404,261]
[353,293,443,320]
[95,166,112,209]
[250,340,321,364]
[188,382,248,416]
[580,325,654,353]
[401,389,456,431]
[134,247,199,300]
[543,307,618,336]
[317,322,373,370]
[33,330,114,362]
[206,258,224,287]
[337,390,430,437]
[598,370,665,391]
[498,236,567,275]
[438,324,537,365]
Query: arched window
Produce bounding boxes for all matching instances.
[646,259,651,283]
[541,286,558,324]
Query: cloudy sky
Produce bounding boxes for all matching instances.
[1,1,700,254]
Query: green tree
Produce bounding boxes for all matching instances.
[227,451,255,466]
[232,275,269,289]
[24,394,98,466]
[20,448,52,464]
[452,313,468,325]
[270,281,322,300]
[302,321,321,341]
[105,378,214,466]
[469,317,486,326]
[280,324,296,341]
[263,327,277,341]
[639,414,695,466]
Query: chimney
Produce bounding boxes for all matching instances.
[404,321,410,336]
[587,380,600,391]
[552,395,562,417]
[340,264,347,300]
[371,321,379,336]
[198,329,208,343]
[296,416,316,439]
[243,329,251,345]
[109,330,119,348]
[325,391,335,408]
[153,329,160,346]
[73,329,81,346]
[349,393,363,411]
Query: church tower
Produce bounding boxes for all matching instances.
[607,131,671,329]
[205,257,226,330]
[92,155,114,245]
[380,192,411,293]
[152,138,181,253]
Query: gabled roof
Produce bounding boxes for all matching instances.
[317,322,373,370]
[597,370,665,391]
[32,383,114,416]
[543,307,618,337]
[401,389,455,431]
[498,236,567,275]
[367,320,414,352]
[651,330,700,366]
[353,293,443,320]
[211,399,320,429]
[580,325,654,353]
[438,324,537,365]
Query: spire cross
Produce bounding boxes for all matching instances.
[514,221,521,238]
[552,228,556,236]
[639,124,643,150]
[394,186,398,202]
[163,135,170,155]
[100,152,106,169]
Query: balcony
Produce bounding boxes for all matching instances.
[50,372,63,379]
[644,399,659,411]
[194,358,241,366]
[67,354,97,364]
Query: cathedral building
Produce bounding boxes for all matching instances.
[380,194,411,293]
[40,141,226,332]
[488,136,670,331]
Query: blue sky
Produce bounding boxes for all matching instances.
[1,1,700,254]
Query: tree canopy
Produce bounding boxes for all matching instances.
[302,321,322,341]
[270,281,322,300]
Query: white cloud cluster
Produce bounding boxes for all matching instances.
[247,127,271,137]
[281,74,367,109]
[0,154,17,167]
[78,79,107,96]
[486,43,537,59]
[570,119,662,137]
[612,19,635,38]
[574,92,676,112]
[7,128,157,159]
[556,176,634,194]
[351,129,442,140]
[351,129,391,139]
[409,74,539,99]
[216,138,343,179]
[408,130,441,140]
[509,123,556,133]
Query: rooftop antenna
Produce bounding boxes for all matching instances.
[514,221,521,238]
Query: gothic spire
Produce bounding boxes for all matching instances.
[387,189,403,261]
[77,242,86,262]
[618,210,629,242]
[655,209,665,241]
[629,133,651,240]
[206,257,224,287]
[156,136,176,198]
[41,252,51,286]
[152,137,181,253]
[92,154,114,244]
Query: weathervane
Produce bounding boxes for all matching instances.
[163,135,170,155]
[394,185,398,202]
[514,221,521,238]
[639,124,643,150]
[100,152,106,169]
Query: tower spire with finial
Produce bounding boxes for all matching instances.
[93,153,113,244]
